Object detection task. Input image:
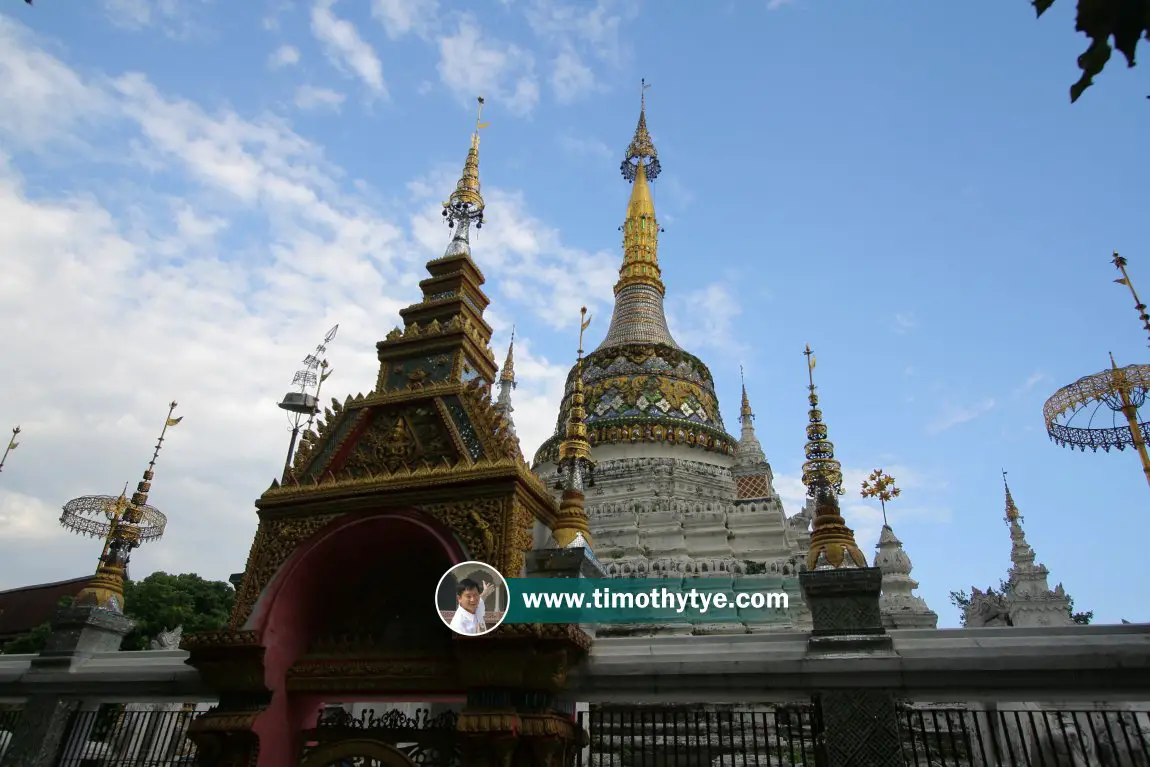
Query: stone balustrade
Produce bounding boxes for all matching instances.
[0,649,213,702]
[568,623,1150,704]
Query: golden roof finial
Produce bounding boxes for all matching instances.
[1112,252,1150,347]
[442,96,489,233]
[800,345,843,495]
[800,346,866,571]
[861,469,901,528]
[72,402,181,612]
[566,307,592,441]
[500,326,516,385]
[1002,469,1022,524]
[0,425,21,475]
[616,79,664,296]
[552,307,596,547]
[739,365,754,424]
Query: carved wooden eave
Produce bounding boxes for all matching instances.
[257,462,557,527]
[270,376,554,515]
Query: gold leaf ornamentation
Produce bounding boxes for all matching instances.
[230,513,343,628]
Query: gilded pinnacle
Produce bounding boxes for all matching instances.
[73,401,180,613]
[1002,470,1021,524]
[1112,252,1150,347]
[443,96,488,231]
[616,79,664,296]
[740,365,754,425]
[0,425,20,475]
[800,346,866,571]
[500,328,516,385]
[553,307,596,546]
[800,345,843,496]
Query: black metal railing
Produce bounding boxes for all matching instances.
[0,701,1144,767]
[54,705,200,766]
[580,705,821,767]
[580,705,1150,767]
[0,706,21,733]
[902,707,1150,767]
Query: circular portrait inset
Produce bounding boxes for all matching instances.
[435,560,509,636]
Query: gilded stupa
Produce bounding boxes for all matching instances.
[534,85,733,463]
[531,83,812,634]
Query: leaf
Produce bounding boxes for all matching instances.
[1034,0,1058,16]
[1064,0,1150,102]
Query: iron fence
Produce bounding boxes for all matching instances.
[580,706,820,767]
[0,702,1145,766]
[902,707,1150,767]
[581,705,1150,767]
[53,705,200,766]
[0,707,20,733]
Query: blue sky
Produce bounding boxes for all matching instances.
[0,0,1146,628]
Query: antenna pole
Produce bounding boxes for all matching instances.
[0,426,20,475]
[303,360,331,437]
[279,324,339,483]
[282,415,303,483]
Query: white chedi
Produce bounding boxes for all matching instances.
[873,525,938,629]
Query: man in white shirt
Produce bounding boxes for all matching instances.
[448,577,496,635]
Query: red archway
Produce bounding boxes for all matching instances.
[249,510,466,767]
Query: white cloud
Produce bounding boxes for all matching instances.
[558,134,611,160]
[524,0,633,67]
[767,0,794,9]
[268,44,301,69]
[0,18,614,590]
[550,47,596,103]
[893,312,917,334]
[667,282,748,361]
[311,0,388,96]
[294,85,346,111]
[436,16,540,117]
[928,398,997,434]
[1014,370,1048,396]
[408,166,617,330]
[523,0,636,100]
[372,0,438,39]
[100,0,210,37]
[0,19,112,147]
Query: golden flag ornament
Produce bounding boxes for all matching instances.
[166,416,184,427]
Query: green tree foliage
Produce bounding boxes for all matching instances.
[0,573,235,654]
[120,572,236,650]
[948,580,1094,626]
[1033,0,1150,101]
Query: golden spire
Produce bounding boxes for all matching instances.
[0,425,20,475]
[739,365,754,425]
[74,402,181,612]
[552,308,596,548]
[1112,252,1150,347]
[800,346,867,571]
[1108,351,1150,487]
[442,96,489,242]
[500,326,516,385]
[616,79,664,296]
[1002,469,1021,524]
